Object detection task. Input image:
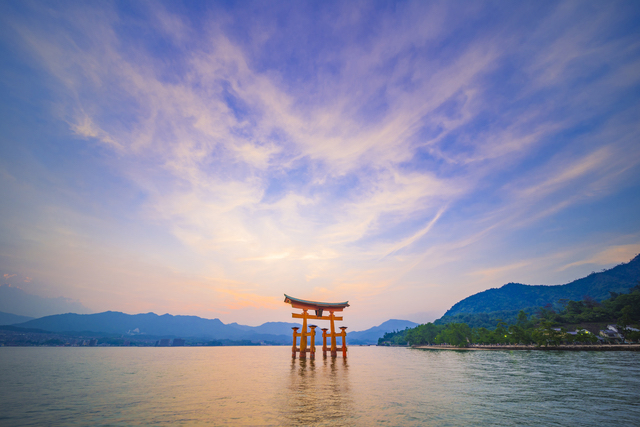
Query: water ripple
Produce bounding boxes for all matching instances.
[0,347,638,426]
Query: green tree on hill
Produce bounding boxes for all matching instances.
[494,321,509,344]
[473,327,495,344]
[435,323,472,347]
[531,321,561,347]
[405,323,442,346]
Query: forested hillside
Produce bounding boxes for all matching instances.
[444,255,640,317]
[380,286,640,347]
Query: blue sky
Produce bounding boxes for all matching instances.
[1,1,639,328]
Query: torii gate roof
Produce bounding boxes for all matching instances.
[284,294,350,311]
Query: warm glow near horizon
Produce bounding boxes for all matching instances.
[1,1,639,330]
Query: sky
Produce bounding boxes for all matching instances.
[1,1,640,329]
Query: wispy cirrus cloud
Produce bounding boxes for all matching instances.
[1,1,639,327]
[559,244,640,271]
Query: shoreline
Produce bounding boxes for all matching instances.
[412,344,640,351]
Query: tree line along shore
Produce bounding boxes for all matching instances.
[379,285,640,349]
[413,344,640,351]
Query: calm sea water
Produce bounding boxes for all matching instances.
[0,346,638,426]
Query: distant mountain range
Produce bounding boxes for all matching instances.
[347,319,418,344]
[4,311,416,345]
[12,311,297,343]
[443,254,640,318]
[0,312,34,325]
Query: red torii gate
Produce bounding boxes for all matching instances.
[284,294,349,359]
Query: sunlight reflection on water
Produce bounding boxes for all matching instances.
[280,356,353,426]
[0,346,639,426]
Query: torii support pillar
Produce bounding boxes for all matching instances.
[321,328,329,357]
[291,327,299,358]
[340,326,348,358]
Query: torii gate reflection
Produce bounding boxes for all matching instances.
[284,294,349,359]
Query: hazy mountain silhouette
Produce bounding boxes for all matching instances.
[0,285,91,317]
[14,311,415,344]
[15,311,297,342]
[347,319,419,344]
[443,254,640,317]
[0,311,34,325]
